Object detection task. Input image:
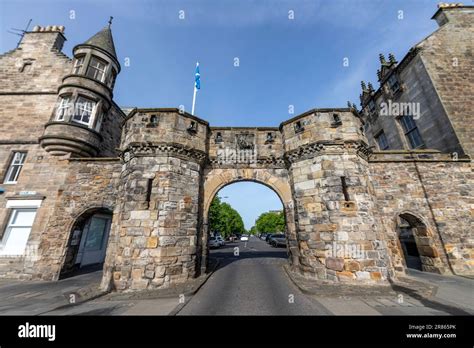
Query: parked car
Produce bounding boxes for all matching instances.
[260,233,268,240]
[269,234,286,248]
[265,234,275,243]
[208,237,220,248]
[216,236,225,246]
[240,235,249,241]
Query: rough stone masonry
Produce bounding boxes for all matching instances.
[0,4,472,292]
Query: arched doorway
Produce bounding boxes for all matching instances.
[396,213,443,273]
[61,208,113,277]
[397,216,422,270]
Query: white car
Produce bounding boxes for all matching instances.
[240,235,249,241]
[208,237,220,248]
[216,236,225,246]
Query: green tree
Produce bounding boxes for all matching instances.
[255,211,285,234]
[249,226,257,235]
[208,196,246,238]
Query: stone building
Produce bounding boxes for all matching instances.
[0,4,471,292]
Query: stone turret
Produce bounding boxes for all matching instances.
[40,20,121,157]
[104,109,209,291]
[280,109,391,283]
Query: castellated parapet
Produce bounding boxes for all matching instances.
[0,5,472,293]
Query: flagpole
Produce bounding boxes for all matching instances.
[191,86,197,115]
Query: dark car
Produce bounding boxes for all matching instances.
[269,234,286,248]
[265,234,275,243]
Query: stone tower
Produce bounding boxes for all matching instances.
[103,109,209,291]
[40,22,121,157]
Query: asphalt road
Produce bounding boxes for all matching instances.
[178,236,331,315]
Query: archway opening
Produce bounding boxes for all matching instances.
[60,208,113,278]
[397,216,422,271]
[202,181,290,271]
[396,212,444,274]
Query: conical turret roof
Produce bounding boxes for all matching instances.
[82,25,117,60]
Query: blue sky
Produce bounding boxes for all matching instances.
[0,0,442,228]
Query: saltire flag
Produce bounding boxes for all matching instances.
[195,62,201,90]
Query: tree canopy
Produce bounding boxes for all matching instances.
[209,196,246,237]
[253,211,285,234]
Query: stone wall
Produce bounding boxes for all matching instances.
[368,151,473,276]
[97,104,125,157]
[102,109,208,291]
[104,154,202,291]
[0,144,69,280]
[35,159,121,280]
[0,29,70,93]
[280,109,391,283]
[424,6,474,157]
[363,54,462,155]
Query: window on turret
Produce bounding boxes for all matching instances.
[72,96,96,127]
[56,96,72,121]
[73,56,85,74]
[86,56,107,82]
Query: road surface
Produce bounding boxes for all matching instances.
[178,236,331,315]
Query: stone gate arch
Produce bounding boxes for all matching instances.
[199,167,299,271]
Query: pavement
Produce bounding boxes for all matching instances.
[0,236,472,315]
[0,271,104,315]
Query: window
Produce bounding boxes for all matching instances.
[55,96,71,121]
[266,132,274,143]
[388,74,401,93]
[331,113,342,126]
[368,100,376,114]
[400,116,423,149]
[4,152,26,184]
[150,115,158,127]
[294,121,304,133]
[72,56,85,74]
[0,208,37,256]
[375,131,389,150]
[72,96,96,127]
[86,56,107,82]
[187,121,197,134]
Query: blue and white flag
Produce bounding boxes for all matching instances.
[195,62,200,90]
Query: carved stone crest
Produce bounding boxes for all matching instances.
[235,133,255,150]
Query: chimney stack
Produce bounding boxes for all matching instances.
[19,24,66,52]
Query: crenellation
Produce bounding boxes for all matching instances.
[0,5,472,291]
